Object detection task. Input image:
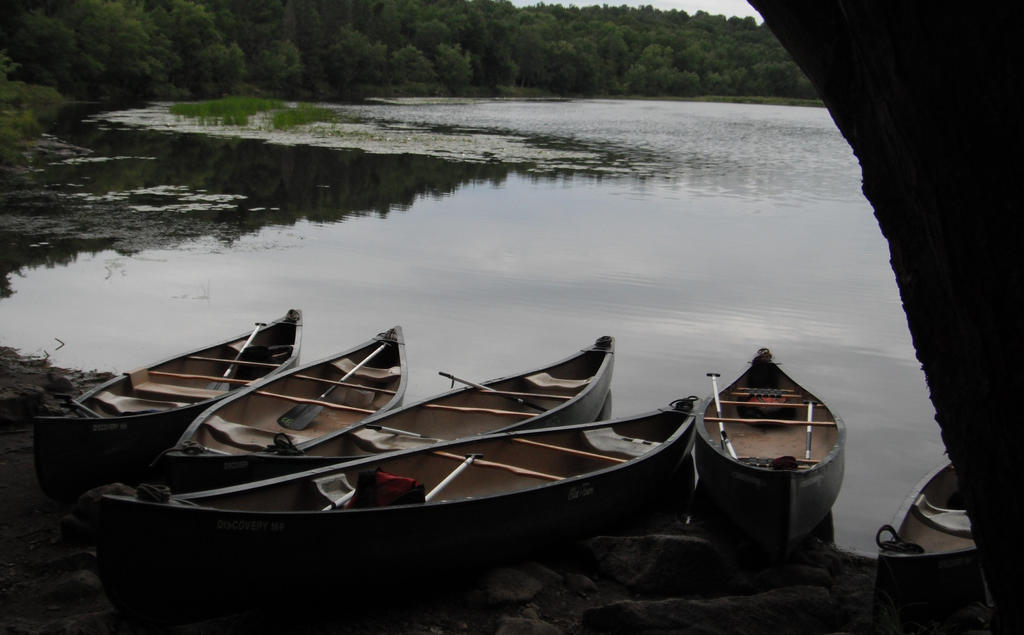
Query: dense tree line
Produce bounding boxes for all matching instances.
[0,0,815,101]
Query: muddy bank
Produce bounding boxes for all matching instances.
[0,345,891,634]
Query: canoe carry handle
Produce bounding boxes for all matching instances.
[707,373,738,459]
[438,371,547,412]
[277,342,389,431]
[207,322,265,390]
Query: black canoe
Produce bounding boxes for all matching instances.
[694,348,844,561]
[170,335,615,489]
[163,327,408,492]
[874,461,988,627]
[33,310,302,501]
[97,400,697,624]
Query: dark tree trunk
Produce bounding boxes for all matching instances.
[747,2,1024,632]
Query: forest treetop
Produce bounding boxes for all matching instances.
[0,0,815,102]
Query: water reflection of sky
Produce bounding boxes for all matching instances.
[0,101,940,555]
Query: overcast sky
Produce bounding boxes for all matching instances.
[510,0,763,21]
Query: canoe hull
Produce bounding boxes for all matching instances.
[32,312,302,501]
[163,327,408,492]
[694,351,845,561]
[694,433,844,560]
[175,337,615,487]
[875,547,985,626]
[98,406,694,624]
[873,462,988,626]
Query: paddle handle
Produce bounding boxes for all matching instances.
[221,322,266,378]
[804,401,815,459]
[708,373,738,459]
[425,454,480,502]
[439,371,546,412]
[318,342,389,399]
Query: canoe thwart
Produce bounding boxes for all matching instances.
[512,437,627,463]
[254,390,376,415]
[422,404,536,418]
[705,416,836,427]
[291,374,398,395]
[432,450,563,481]
[147,371,251,386]
[732,387,798,395]
[187,355,282,369]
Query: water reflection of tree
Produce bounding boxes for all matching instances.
[2,121,516,297]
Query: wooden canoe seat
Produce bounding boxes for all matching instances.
[911,493,973,539]
[312,473,354,506]
[582,429,661,458]
[331,359,401,382]
[524,373,590,391]
[132,381,226,402]
[197,417,313,452]
[347,427,439,453]
[88,391,187,415]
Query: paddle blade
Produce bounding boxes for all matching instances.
[277,405,324,430]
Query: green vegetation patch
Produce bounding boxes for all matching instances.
[271,103,335,129]
[170,97,285,126]
[169,98,345,129]
[2,49,64,165]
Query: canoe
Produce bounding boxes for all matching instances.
[97,399,697,624]
[170,335,615,489]
[33,310,302,501]
[874,461,988,627]
[694,347,844,561]
[163,327,407,492]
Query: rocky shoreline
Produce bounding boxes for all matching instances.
[0,345,891,634]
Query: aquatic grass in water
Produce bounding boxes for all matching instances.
[170,97,285,126]
[271,104,336,129]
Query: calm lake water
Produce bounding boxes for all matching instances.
[0,99,945,555]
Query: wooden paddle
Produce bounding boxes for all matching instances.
[207,322,265,391]
[277,342,388,431]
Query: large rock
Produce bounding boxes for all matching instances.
[60,483,136,545]
[582,585,837,634]
[582,534,735,595]
[472,566,547,606]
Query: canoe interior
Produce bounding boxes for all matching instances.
[301,345,610,458]
[181,410,685,513]
[80,317,300,418]
[187,331,404,454]
[703,354,839,465]
[874,462,987,627]
[893,462,974,553]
